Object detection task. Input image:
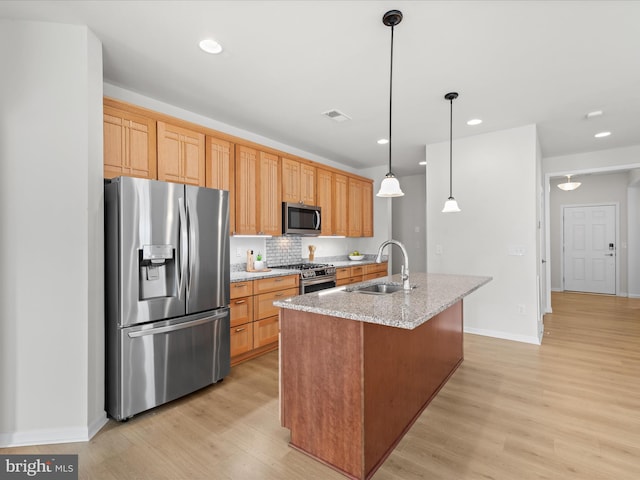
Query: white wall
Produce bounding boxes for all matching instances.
[627,170,640,298]
[543,145,640,174]
[391,174,427,274]
[426,125,540,344]
[0,21,105,446]
[549,172,630,293]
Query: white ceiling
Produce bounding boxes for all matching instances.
[2,1,640,176]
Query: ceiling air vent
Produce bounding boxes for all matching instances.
[322,109,351,123]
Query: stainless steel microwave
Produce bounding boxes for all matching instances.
[282,203,321,236]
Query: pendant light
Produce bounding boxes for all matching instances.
[442,92,461,213]
[557,175,581,191]
[377,10,404,197]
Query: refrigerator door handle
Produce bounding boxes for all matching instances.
[178,196,188,299]
[127,310,228,338]
[187,196,195,299]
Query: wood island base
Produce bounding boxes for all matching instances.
[279,301,464,480]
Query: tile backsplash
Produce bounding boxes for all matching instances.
[266,237,302,266]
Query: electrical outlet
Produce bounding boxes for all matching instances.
[436,244,443,255]
[236,247,242,257]
[517,304,526,314]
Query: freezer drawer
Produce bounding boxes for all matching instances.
[107,308,230,421]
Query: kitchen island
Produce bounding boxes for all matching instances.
[274,272,491,480]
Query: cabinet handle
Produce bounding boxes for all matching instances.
[274,293,284,297]
[274,278,283,282]
[235,327,246,333]
[234,300,246,305]
[234,284,246,288]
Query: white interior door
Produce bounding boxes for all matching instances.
[563,205,616,294]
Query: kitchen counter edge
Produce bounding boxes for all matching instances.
[274,272,492,330]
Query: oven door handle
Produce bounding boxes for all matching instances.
[301,276,337,286]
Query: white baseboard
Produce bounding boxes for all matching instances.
[629,293,640,299]
[0,413,108,448]
[464,326,541,345]
[551,287,563,292]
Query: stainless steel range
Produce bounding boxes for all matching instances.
[275,263,337,294]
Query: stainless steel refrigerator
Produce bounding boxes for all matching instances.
[104,176,230,421]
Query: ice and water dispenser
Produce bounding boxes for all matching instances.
[138,244,177,300]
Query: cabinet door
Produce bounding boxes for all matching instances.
[347,177,363,237]
[316,169,333,236]
[230,296,253,328]
[281,157,300,204]
[300,164,316,205]
[334,173,348,236]
[258,151,281,235]
[254,316,279,348]
[362,181,373,237]
[254,287,299,320]
[206,136,235,234]
[103,106,157,180]
[230,322,253,357]
[157,121,205,186]
[235,145,258,234]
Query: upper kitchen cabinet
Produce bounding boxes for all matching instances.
[362,180,373,237]
[316,169,333,236]
[157,121,205,186]
[282,157,316,205]
[235,146,281,235]
[348,177,374,238]
[347,177,363,237]
[333,173,349,237]
[206,136,235,234]
[235,145,258,235]
[258,151,281,236]
[103,105,157,180]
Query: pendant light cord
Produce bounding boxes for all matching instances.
[449,96,453,198]
[388,24,394,175]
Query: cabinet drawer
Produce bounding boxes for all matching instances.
[231,281,253,299]
[254,316,279,348]
[255,287,299,320]
[336,277,350,287]
[255,275,299,294]
[230,296,253,328]
[351,266,365,277]
[364,272,387,281]
[365,262,388,275]
[345,276,362,285]
[336,267,351,280]
[230,322,253,357]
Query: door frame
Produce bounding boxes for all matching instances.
[543,162,640,313]
[560,202,619,295]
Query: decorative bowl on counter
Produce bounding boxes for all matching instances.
[348,255,364,261]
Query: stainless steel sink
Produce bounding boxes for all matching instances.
[350,283,413,295]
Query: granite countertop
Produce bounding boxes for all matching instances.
[230,257,387,282]
[273,272,492,330]
[230,269,300,282]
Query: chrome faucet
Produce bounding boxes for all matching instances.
[376,239,411,290]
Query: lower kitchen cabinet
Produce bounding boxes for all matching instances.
[229,274,299,366]
[337,262,388,286]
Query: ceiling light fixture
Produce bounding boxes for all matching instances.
[557,175,581,191]
[594,131,611,138]
[377,10,404,198]
[467,118,482,126]
[586,110,603,119]
[442,92,461,213]
[377,138,389,145]
[198,38,223,54]
[418,161,427,166]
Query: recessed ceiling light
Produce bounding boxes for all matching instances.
[467,119,482,126]
[594,131,611,138]
[586,110,604,119]
[418,161,427,166]
[199,38,223,54]
[377,138,389,145]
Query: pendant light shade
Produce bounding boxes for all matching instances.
[442,92,460,213]
[377,10,404,198]
[557,175,581,191]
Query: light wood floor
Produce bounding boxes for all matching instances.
[2,292,639,479]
